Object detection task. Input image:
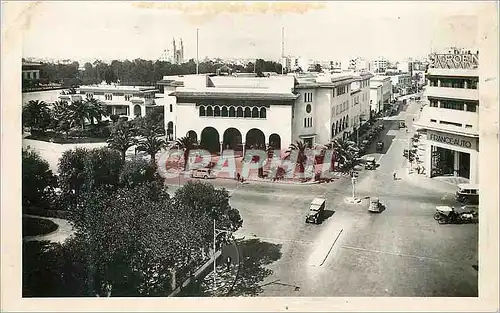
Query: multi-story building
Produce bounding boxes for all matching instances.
[389,73,412,96]
[369,57,388,73]
[371,76,393,110]
[163,72,372,153]
[414,49,479,183]
[60,84,160,121]
[369,82,383,114]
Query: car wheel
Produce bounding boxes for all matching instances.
[203,175,208,179]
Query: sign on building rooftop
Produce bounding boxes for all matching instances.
[429,53,479,69]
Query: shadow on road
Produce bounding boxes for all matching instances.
[320,210,336,223]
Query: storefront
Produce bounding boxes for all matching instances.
[423,130,479,183]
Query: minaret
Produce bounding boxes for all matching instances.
[172,38,176,63]
[180,38,184,63]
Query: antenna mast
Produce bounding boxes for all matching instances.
[281,27,285,75]
[196,29,199,74]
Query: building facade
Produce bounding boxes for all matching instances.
[22,62,41,80]
[414,50,479,183]
[369,57,388,73]
[163,72,372,153]
[60,84,160,121]
[389,73,412,95]
[370,82,383,114]
[371,76,393,110]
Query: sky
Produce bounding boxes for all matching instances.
[18,1,481,64]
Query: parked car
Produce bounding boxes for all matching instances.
[368,197,383,213]
[191,168,217,179]
[376,141,384,152]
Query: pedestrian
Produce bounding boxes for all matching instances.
[416,165,420,174]
[225,256,232,271]
[236,172,240,181]
[393,171,397,180]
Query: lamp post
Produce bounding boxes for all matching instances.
[212,220,233,291]
[351,176,356,200]
[177,146,181,187]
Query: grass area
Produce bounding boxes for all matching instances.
[25,132,107,144]
[23,216,59,237]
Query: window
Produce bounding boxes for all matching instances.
[221,106,228,117]
[439,120,462,127]
[442,101,464,111]
[214,106,221,117]
[337,86,346,95]
[125,94,132,101]
[229,107,236,117]
[251,107,259,118]
[304,92,313,102]
[465,124,473,128]
[430,119,437,123]
[199,106,206,116]
[304,118,307,127]
[260,108,266,118]
[244,107,251,118]
[430,99,439,108]
[206,106,213,116]
[466,103,477,112]
[306,104,311,113]
[86,93,94,99]
[169,104,173,112]
[236,107,243,117]
[304,93,307,102]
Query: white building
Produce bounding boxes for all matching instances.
[163,72,372,153]
[389,73,412,96]
[414,50,479,183]
[60,84,160,121]
[370,57,388,73]
[370,76,393,110]
[369,82,383,114]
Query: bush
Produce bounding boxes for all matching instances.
[119,157,163,188]
[119,116,128,122]
[110,114,119,123]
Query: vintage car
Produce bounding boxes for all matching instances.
[455,184,479,204]
[368,197,383,213]
[305,198,326,224]
[376,141,384,152]
[364,156,376,170]
[191,168,217,179]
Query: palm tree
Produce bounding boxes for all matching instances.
[330,138,359,171]
[107,121,137,161]
[22,100,51,134]
[175,136,198,171]
[68,100,91,130]
[137,136,166,165]
[85,97,108,125]
[51,100,72,137]
[287,140,309,175]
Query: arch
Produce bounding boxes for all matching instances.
[229,106,236,117]
[214,106,221,117]
[236,107,243,117]
[336,120,340,133]
[206,106,213,117]
[167,121,174,141]
[134,105,141,116]
[331,123,336,137]
[221,106,228,117]
[186,130,198,143]
[269,133,281,149]
[223,128,243,152]
[199,106,206,116]
[169,104,173,112]
[346,114,349,127]
[245,128,266,150]
[260,107,267,118]
[251,107,259,118]
[200,127,220,154]
[244,107,251,118]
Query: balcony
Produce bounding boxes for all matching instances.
[414,106,478,137]
[427,68,478,78]
[424,86,478,102]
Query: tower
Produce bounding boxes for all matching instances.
[172,38,177,63]
[180,38,184,63]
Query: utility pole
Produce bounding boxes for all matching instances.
[196,29,199,75]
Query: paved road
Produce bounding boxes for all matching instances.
[189,98,478,297]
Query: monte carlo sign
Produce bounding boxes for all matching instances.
[429,53,479,69]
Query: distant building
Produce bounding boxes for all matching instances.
[388,73,412,96]
[370,75,393,111]
[159,38,184,64]
[369,57,388,73]
[22,62,41,81]
[59,83,160,121]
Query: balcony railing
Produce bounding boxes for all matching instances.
[414,106,478,137]
[424,86,478,102]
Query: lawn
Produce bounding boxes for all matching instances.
[23,216,59,237]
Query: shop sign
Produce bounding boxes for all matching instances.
[429,53,479,69]
[428,133,472,148]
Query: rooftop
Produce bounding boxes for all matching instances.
[170,88,299,101]
[79,84,157,93]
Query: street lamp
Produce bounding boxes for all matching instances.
[213,220,233,292]
[351,176,357,200]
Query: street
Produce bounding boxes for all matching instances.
[168,97,478,297]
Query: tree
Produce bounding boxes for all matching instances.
[22,100,52,134]
[85,97,108,125]
[51,100,72,137]
[68,100,91,130]
[329,138,359,171]
[22,149,57,210]
[288,140,309,175]
[107,120,137,161]
[57,147,123,205]
[175,136,198,170]
[119,157,163,188]
[133,116,166,163]
[68,183,207,296]
[172,180,243,246]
